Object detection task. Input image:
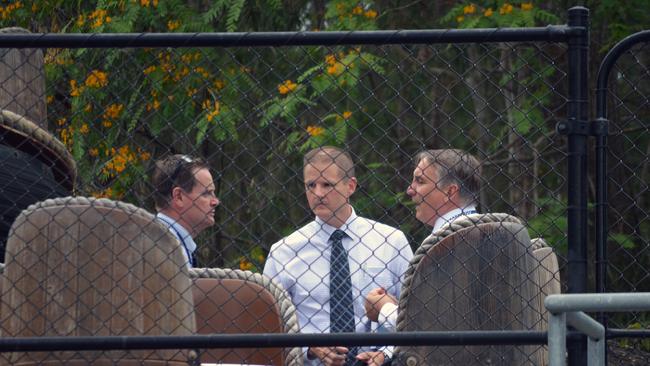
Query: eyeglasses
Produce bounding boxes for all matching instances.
[169,155,194,183]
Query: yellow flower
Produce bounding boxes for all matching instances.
[202,99,220,122]
[76,15,85,27]
[457,15,464,23]
[79,124,90,134]
[306,125,325,137]
[500,3,513,14]
[186,87,198,97]
[325,54,337,66]
[146,99,160,111]
[70,79,83,97]
[47,95,54,104]
[342,111,352,120]
[484,8,493,17]
[463,4,476,14]
[364,9,377,19]
[85,70,108,88]
[89,148,99,157]
[56,117,66,126]
[327,62,345,76]
[521,2,533,11]
[31,3,37,12]
[239,257,254,271]
[167,20,180,31]
[84,104,92,113]
[143,65,157,75]
[103,104,124,120]
[102,120,113,128]
[214,79,225,90]
[278,80,298,95]
[140,0,150,6]
[352,6,363,15]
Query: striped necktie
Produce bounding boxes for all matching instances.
[329,229,357,363]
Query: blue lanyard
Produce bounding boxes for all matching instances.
[446,209,478,223]
[158,217,195,267]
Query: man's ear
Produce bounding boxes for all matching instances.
[446,183,460,201]
[170,186,184,207]
[349,177,358,194]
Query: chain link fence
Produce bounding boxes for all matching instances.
[0,20,646,366]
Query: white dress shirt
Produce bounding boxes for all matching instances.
[263,208,413,365]
[156,212,197,268]
[377,206,479,331]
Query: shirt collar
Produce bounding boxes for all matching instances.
[156,212,197,253]
[314,205,358,240]
[432,205,478,233]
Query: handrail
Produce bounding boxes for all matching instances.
[545,293,650,366]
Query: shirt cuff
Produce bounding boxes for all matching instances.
[378,302,398,332]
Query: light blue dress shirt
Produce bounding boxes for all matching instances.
[263,208,413,365]
[156,212,197,268]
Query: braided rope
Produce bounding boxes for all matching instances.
[0,109,77,190]
[189,267,303,366]
[395,213,522,331]
[21,196,155,221]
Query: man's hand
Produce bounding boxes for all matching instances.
[356,351,386,366]
[308,346,349,366]
[364,287,397,322]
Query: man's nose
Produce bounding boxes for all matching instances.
[212,197,220,206]
[406,185,415,197]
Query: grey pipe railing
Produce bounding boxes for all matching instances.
[545,293,650,366]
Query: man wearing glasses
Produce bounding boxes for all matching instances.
[151,154,220,268]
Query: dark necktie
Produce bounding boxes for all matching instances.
[329,229,357,363]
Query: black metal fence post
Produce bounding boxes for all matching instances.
[565,6,590,366]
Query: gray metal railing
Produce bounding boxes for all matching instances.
[545,293,650,366]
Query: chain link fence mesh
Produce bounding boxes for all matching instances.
[0,29,644,365]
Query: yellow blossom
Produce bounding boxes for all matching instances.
[500,3,514,14]
[56,117,66,126]
[325,54,337,66]
[103,104,124,120]
[143,65,157,75]
[364,9,377,19]
[352,6,363,15]
[463,4,476,14]
[89,148,99,157]
[521,2,533,11]
[79,124,90,134]
[484,8,493,17]
[85,70,108,88]
[31,3,37,12]
[327,62,345,76]
[102,120,113,128]
[202,100,220,122]
[102,145,138,177]
[214,79,225,90]
[194,67,210,78]
[239,257,254,271]
[457,15,465,23]
[70,79,83,97]
[146,99,160,111]
[76,15,85,27]
[342,111,352,120]
[140,0,150,6]
[278,80,298,95]
[47,95,54,104]
[84,104,92,113]
[186,87,198,97]
[167,20,180,31]
[306,125,325,137]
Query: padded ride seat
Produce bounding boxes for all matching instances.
[190,267,303,366]
[0,196,196,366]
[393,213,558,366]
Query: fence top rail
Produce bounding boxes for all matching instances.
[545,293,650,313]
[0,331,549,352]
[0,26,580,48]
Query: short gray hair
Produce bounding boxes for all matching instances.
[415,149,481,204]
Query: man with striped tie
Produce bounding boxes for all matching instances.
[264,146,413,366]
[364,149,482,333]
